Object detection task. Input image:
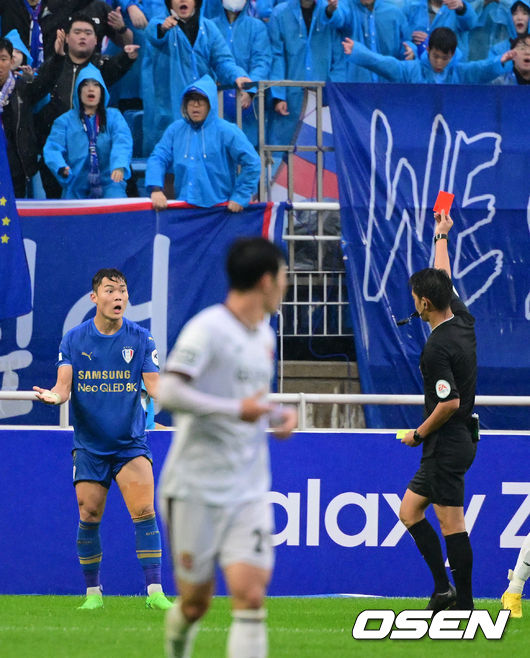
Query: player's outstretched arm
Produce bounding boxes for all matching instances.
[33,364,73,405]
[434,210,453,278]
[159,372,271,420]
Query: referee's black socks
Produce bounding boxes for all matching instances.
[445,531,474,609]
[408,518,450,593]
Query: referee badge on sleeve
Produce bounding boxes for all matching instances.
[436,380,451,399]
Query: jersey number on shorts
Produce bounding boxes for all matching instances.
[252,528,264,554]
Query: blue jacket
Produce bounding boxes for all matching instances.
[43,65,133,199]
[142,2,248,154]
[468,1,512,59]
[268,0,346,145]
[348,40,506,82]
[491,70,524,84]
[211,2,271,94]
[269,0,347,91]
[324,0,413,81]
[146,75,261,207]
[488,0,530,57]
[211,1,271,146]
[405,0,478,60]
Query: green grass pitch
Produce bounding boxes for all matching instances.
[1,595,527,657]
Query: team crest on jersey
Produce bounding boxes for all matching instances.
[122,347,134,363]
[436,379,451,398]
[152,349,159,367]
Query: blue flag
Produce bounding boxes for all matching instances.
[0,199,285,424]
[0,127,31,320]
[328,83,530,430]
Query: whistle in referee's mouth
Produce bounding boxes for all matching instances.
[396,311,420,326]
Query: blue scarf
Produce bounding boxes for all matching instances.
[0,73,16,114]
[82,114,102,199]
[24,0,43,67]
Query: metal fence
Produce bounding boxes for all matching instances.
[2,391,529,430]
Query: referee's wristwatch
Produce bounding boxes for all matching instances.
[413,430,424,443]
[434,233,448,243]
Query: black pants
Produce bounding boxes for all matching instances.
[39,160,63,199]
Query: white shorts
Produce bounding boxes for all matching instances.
[161,497,275,584]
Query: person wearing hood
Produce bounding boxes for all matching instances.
[487,0,530,56]
[35,12,139,198]
[0,35,63,197]
[210,0,271,148]
[342,25,513,82]
[43,64,133,198]
[321,0,416,82]
[406,0,478,61]
[146,75,261,211]
[267,0,348,150]
[3,28,34,71]
[467,0,512,60]
[142,0,251,155]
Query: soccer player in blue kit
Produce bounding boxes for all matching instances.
[34,268,172,611]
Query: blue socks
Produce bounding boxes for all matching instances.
[77,520,102,588]
[133,513,162,586]
[77,515,163,589]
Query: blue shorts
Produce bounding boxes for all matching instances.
[72,446,153,489]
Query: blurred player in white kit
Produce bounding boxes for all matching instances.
[157,236,297,658]
[501,532,530,618]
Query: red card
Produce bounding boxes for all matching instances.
[433,190,454,214]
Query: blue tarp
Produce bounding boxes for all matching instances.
[328,83,530,429]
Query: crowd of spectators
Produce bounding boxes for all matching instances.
[0,0,527,201]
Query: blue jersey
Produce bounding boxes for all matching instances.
[57,317,159,454]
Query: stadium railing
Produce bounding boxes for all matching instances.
[2,390,529,431]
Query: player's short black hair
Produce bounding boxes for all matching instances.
[409,267,452,311]
[67,13,97,33]
[429,27,458,54]
[0,38,14,57]
[92,268,127,292]
[227,237,285,291]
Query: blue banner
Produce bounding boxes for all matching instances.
[328,84,530,430]
[0,201,285,424]
[1,428,528,598]
[0,128,31,320]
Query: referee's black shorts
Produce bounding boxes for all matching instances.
[408,427,477,506]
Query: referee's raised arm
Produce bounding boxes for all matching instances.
[433,210,453,277]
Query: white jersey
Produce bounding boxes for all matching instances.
[159,304,275,506]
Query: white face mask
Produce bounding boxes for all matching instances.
[222,0,246,12]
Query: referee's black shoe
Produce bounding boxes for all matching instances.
[426,584,457,612]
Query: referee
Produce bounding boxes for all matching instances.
[399,210,478,611]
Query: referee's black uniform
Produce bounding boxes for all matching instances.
[409,292,477,507]
[406,289,478,611]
